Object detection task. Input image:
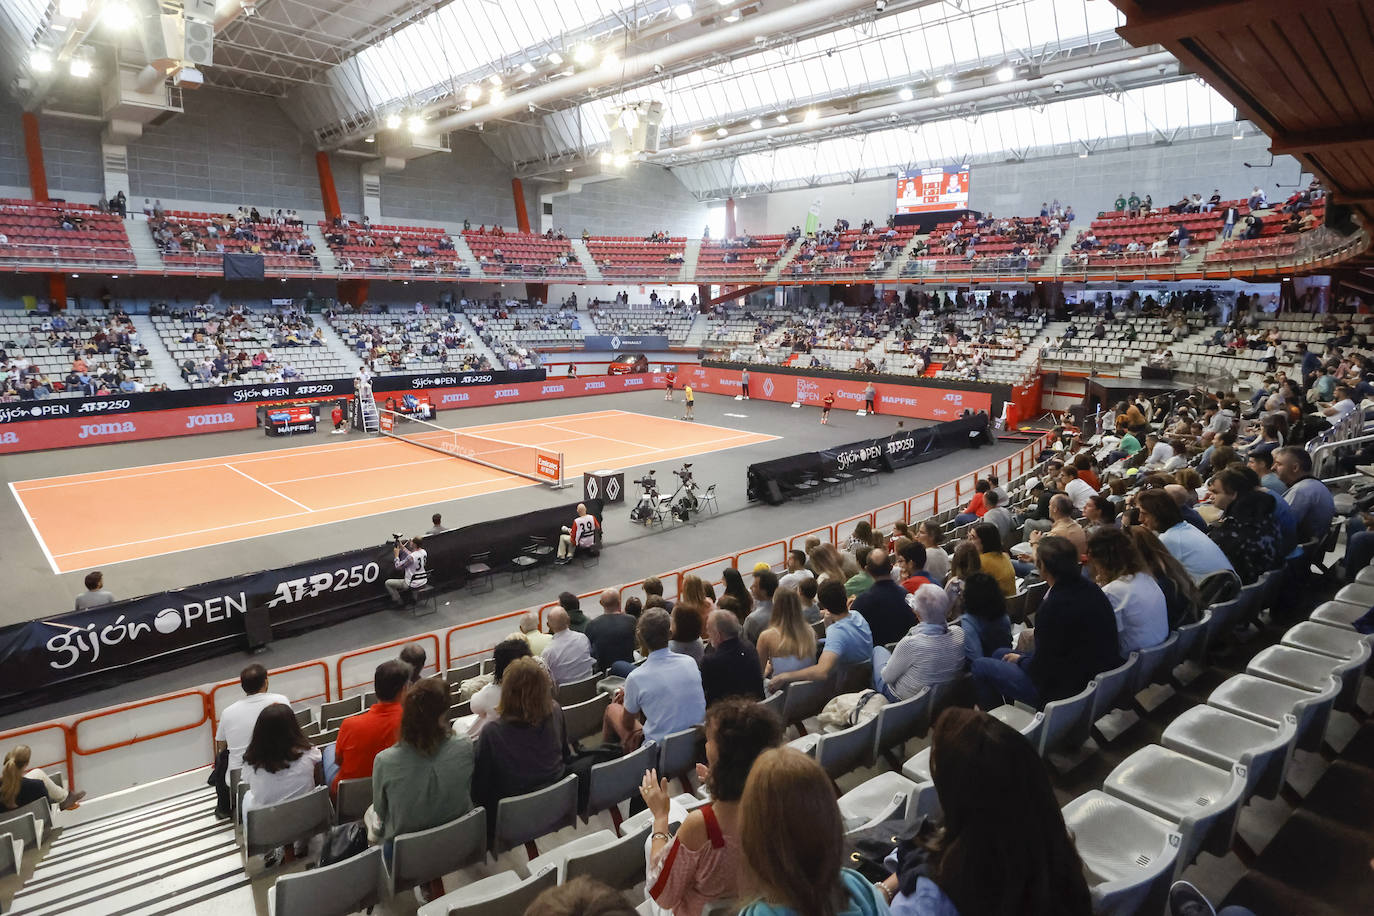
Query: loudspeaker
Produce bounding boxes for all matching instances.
[641,101,665,152]
[1325,202,1359,236]
[243,605,273,651]
[182,14,215,67]
[139,12,184,66]
[765,479,785,505]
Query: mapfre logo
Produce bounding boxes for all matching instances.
[186,412,237,429]
[78,421,136,439]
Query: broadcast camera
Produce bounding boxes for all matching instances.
[672,463,694,485]
[630,471,662,524]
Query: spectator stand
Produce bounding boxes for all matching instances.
[320,219,466,277]
[327,308,490,376]
[148,209,319,273]
[0,307,156,400]
[584,235,687,281]
[590,297,695,345]
[697,233,792,279]
[0,199,135,270]
[152,304,351,388]
[786,225,917,280]
[463,229,586,279]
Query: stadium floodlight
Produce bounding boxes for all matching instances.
[520,61,536,74]
[673,3,693,20]
[689,132,703,146]
[749,117,762,129]
[464,84,482,101]
[775,113,788,124]
[547,51,564,65]
[58,0,86,18]
[364,135,375,143]
[489,88,506,104]
[385,113,402,129]
[407,115,425,134]
[716,127,728,137]
[619,107,640,130]
[996,64,1014,82]
[898,86,914,101]
[101,1,136,30]
[802,109,819,123]
[723,10,741,22]
[935,77,952,93]
[489,74,503,86]
[573,44,595,64]
[30,51,53,73]
[69,57,93,78]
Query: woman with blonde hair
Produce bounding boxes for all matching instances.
[680,575,717,620]
[808,543,848,586]
[942,540,983,619]
[737,748,886,916]
[1,746,83,811]
[755,587,817,680]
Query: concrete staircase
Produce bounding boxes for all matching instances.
[570,239,603,281]
[448,232,486,279]
[456,312,503,367]
[314,315,366,376]
[882,233,930,280]
[683,312,711,349]
[304,223,338,272]
[764,238,806,281]
[129,313,187,389]
[124,216,166,272]
[677,239,702,283]
[577,306,600,335]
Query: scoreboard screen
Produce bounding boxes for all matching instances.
[896,164,971,214]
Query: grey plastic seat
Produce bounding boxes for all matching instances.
[656,726,705,789]
[561,693,611,746]
[268,845,382,916]
[872,687,933,761]
[386,806,486,896]
[1355,564,1374,586]
[759,689,785,717]
[445,662,481,685]
[323,714,356,732]
[0,830,22,878]
[417,865,557,916]
[566,824,652,889]
[903,700,1047,784]
[1128,632,1180,697]
[835,771,922,832]
[493,773,579,858]
[1333,581,1374,606]
[1102,752,1249,871]
[780,678,833,732]
[557,674,603,706]
[1207,673,1340,753]
[1247,640,1369,709]
[814,714,879,779]
[1088,654,1140,731]
[1167,609,1213,674]
[1164,710,1298,801]
[319,695,362,724]
[1061,790,1182,914]
[244,786,334,859]
[1030,677,1098,756]
[1281,621,1371,660]
[1309,600,1367,630]
[335,777,373,822]
[0,812,42,851]
[583,741,659,832]
[1204,597,1243,644]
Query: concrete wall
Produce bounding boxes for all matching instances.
[0,96,107,201]
[376,133,531,228]
[547,166,708,237]
[734,134,1304,232]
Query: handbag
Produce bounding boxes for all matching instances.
[818,689,888,732]
[844,811,939,884]
[317,820,369,868]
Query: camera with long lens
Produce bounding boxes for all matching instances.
[672,463,694,484]
[633,471,658,490]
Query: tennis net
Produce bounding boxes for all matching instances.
[378,409,564,487]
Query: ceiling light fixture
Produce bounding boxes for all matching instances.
[573,44,595,64]
[489,88,506,104]
[1078,149,1089,158]
[996,64,1014,82]
[723,10,741,22]
[565,167,574,172]
[30,51,53,73]
[385,113,401,129]
[58,0,86,18]
[101,1,136,30]
[488,74,502,86]
[673,3,693,20]
[407,115,425,134]
[775,113,788,124]
[464,84,482,101]
[613,153,628,167]
[898,86,914,101]
[364,134,375,143]
[69,57,92,78]
[520,61,536,74]
[547,51,564,65]
[716,127,728,137]
[1232,123,1244,139]
[802,109,819,123]
[749,117,762,129]
[689,132,703,146]
[935,77,952,93]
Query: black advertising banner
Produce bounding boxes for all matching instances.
[0,498,601,711]
[224,252,266,280]
[746,414,990,504]
[0,369,547,425]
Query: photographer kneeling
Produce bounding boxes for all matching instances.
[556,503,600,565]
[385,535,429,606]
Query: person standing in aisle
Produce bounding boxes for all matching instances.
[821,391,835,424]
[683,384,695,421]
[740,368,751,400]
[665,371,676,401]
[864,382,877,415]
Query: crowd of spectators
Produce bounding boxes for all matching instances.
[0,307,161,400]
[159,301,332,387]
[149,204,319,266]
[331,307,491,375]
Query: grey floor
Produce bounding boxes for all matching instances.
[0,390,1022,731]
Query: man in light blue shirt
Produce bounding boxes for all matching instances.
[769,580,873,691]
[1137,489,1234,582]
[604,609,704,748]
[1274,445,1335,544]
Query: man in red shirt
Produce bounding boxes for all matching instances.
[821,392,835,424]
[664,372,676,401]
[330,401,345,434]
[330,659,409,796]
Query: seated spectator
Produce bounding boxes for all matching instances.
[743,569,780,643]
[942,540,982,618]
[980,489,1014,544]
[1030,493,1086,558]
[471,658,571,836]
[1274,445,1336,544]
[1127,526,1202,627]
[642,698,786,916]
[371,678,474,849]
[700,611,765,706]
[1061,465,1096,512]
[74,569,114,611]
[1207,467,1283,584]
[399,643,427,683]
[777,549,814,592]
[737,748,889,914]
[542,608,595,685]
[849,549,917,647]
[213,663,289,817]
[954,478,991,524]
[953,571,1012,662]
[755,587,817,680]
[971,536,1120,710]
[467,638,531,738]
[1087,528,1170,657]
[970,523,1018,597]
[671,605,705,662]
[876,708,1094,915]
[1083,493,1118,535]
[875,585,965,700]
[603,609,706,750]
[240,704,323,849]
[587,588,638,674]
[718,569,750,621]
[768,581,873,692]
[917,521,951,585]
[1,745,84,812]
[895,540,937,592]
[557,591,590,632]
[843,546,876,598]
[331,659,409,794]
[1134,488,1235,581]
[509,611,552,654]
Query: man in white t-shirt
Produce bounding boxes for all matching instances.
[1144,434,1174,469]
[777,549,815,592]
[1322,385,1359,422]
[1061,466,1096,512]
[556,503,600,563]
[213,664,289,818]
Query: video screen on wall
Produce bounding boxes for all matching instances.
[895,164,971,214]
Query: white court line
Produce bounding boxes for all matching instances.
[47,430,778,567]
[224,464,314,512]
[8,482,60,575]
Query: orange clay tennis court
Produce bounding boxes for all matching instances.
[10,409,777,574]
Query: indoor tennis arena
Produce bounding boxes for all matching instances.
[0,1,1372,915]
